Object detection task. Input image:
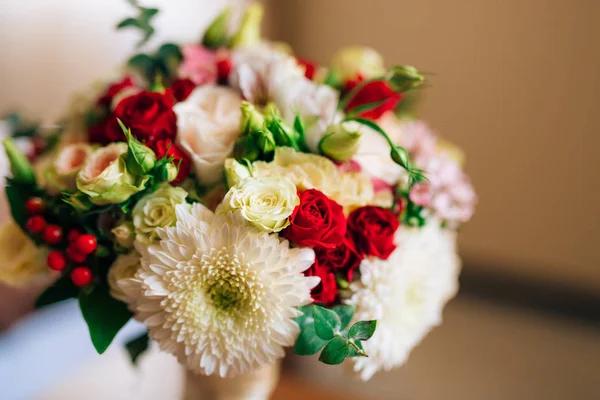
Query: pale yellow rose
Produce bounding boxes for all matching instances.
[330,46,386,81]
[0,221,49,287]
[77,143,148,205]
[336,172,376,213]
[111,221,135,249]
[221,176,299,232]
[108,252,140,303]
[132,185,188,244]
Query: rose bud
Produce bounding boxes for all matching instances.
[264,103,298,147]
[330,46,386,82]
[388,65,425,92]
[319,122,362,162]
[202,7,231,49]
[231,3,264,48]
[240,101,265,135]
[118,119,156,175]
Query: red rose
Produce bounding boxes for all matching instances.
[154,139,191,184]
[96,76,135,108]
[305,262,338,306]
[106,91,177,146]
[315,235,363,282]
[345,79,403,120]
[168,78,196,102]
[281,189,346,249]
[347,206,399,259]
[296,57,317,80]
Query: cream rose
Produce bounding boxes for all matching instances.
[45,143,93,193]
[132,185,188,244]
[111,221,135,249]
[174,86,243,184]
[0,221,49,287]
[221,176,299,232]
[108,251,141,303]
[77,143,147,205]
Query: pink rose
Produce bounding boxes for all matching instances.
[178,44,218,86]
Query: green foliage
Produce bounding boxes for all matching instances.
[116,0,160,47]
[125,332,150,365]
[127,43,183,86]
[79,284,132,354]
[202,7,231,49]
[2,138,36,185]
[3,112,39,138]
[294,304,375,366]
[35,277,79,308]
[5,179,35,227]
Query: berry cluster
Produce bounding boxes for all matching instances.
[25,196,96,287]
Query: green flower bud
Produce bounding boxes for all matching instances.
[240,101,265,135]
[2,138,36,185]
[264,103,297,147]
[390,146,410,169]
[202,7,231,49]
[231,3,264,48]
[388,65,425,92]
[118,119,156,175]
[166,162,178,182]
[224,158,251,188]
[319,123,362,162]
[330,46,386,81]
[251,128,276,158]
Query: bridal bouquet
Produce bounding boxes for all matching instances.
[0,1,475,383]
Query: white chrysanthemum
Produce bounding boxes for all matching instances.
[120,203,319,378]
[346,221,460,380]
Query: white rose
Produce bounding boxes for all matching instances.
[77,143,147,205]
[221,176,299,232]
[174,86,243,184]
[132,185,188,244]
[108,252,141,303]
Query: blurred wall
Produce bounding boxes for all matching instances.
[268,0,600,293]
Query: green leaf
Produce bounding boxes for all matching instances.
[156,43,183,63]
[79,285,132,354]
[5,180,34,226]
[125,332,150,365]
[332,305,354,330]
[313,305,341,341]
[293,305,328,356]
[318,336,350,365]
[117,17,142,29]
[348,339,364,357]
[202,7,231,49]
[349,320,377,341]
[345,98,388,117]
[3,138,36,185]
[35,277,79,309]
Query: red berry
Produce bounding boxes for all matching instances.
[43,224,63,245]
[47,251,66,271]
[74,234,97,255]
[25,197,46,214]
[66,245,87,263]
[71,267,92,287]
[25,215,46,234]
[67,229,81,242]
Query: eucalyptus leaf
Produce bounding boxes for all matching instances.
[313,306,341,341]
[79,285,132,354]
[332,305,354,330]
[294,305,328,356]
[125,332,150,365]
[349,320,377,341]
[318,336,350,365]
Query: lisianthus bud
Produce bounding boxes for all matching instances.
[240,101,265,135]
[118,119,156,175]
[330,46,386,81]
[250,128,276,158]
[202,7,231,49]
[388,65,425,92]
[2,138,36,184]
[264,103,297,147]
[231,3,264,48]
[132,185,189,244]
[111,221,135,249]
[77,143,148,205]
[224,158,251,187]
[319,123,362,162]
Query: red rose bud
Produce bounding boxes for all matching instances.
[25,215,46,234]
[217,57,232,83]
[106,91,177,146]
[25,197,46,215]
[42,225,63,245]
[71,267,92,287]
[74,234,97,255]
[169,78,196,102]
[305,262,338,306]
[281,189,346,249]
[314,235,364,283]
[347,206,400,259]
[47,251,67,272]
[296,57,317,80]
[153,139,191,184]
[346,80,403,120]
